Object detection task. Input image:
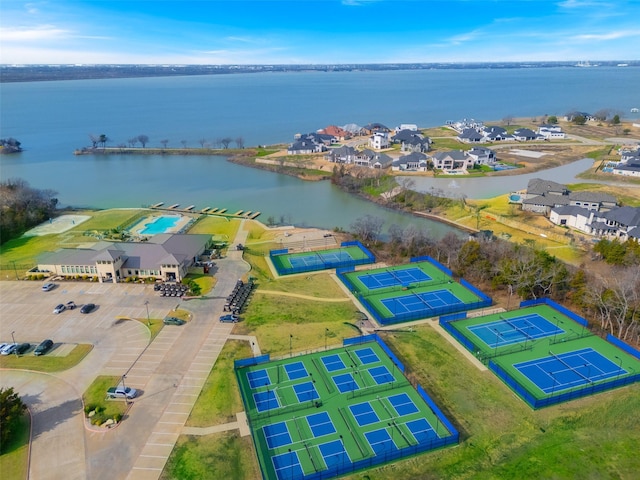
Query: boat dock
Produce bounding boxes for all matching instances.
[148,202,259,220]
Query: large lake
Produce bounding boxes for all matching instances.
[1,67,639,235]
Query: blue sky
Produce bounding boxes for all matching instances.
[1,1,639,64]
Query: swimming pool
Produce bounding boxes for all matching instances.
[140,216,180,235]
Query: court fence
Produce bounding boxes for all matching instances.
[269,240,375,275]
[519,297,588,328]
[606,334,640,361]
[489,359,640,409]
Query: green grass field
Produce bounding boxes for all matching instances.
[236,339,457,480]
[82,375,129,426]
[0,344,93,372]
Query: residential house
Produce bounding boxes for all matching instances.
[481,125,512,142]
[449,119,484,133]
[431,150,474,171]
[549,206,593,232]
[392,129,431,153]
[369,131,390,150]
[466,147,496,166]
[586,206,640,241]
[396,124,418,132]
[513,128,541,141]
[287,138,326,155]
[354,149,393,169]
[392,152,428,172]
[318,125,351,141]
[568,191,617,211]
[342,123,364,136]
[362,123,391,135]
[37,234,212,283]
[612,160,640,177]
[521,178,618,215]
[536,124,566,139]
[324,145,359,163]
[457,128,484,143]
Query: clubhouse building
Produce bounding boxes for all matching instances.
[37,233,212,283]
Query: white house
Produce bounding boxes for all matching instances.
[467,147,496,165]
[537,125,566,139]
[369,131,390,150]
[392,152,428,171]
[431,150,474,171]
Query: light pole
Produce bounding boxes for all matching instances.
[289,334,293,358]
[429,406,440,440]
[144,300,150,326]
[552,317,564,344]
[614,356,623,381]
[122,374,130,405]
[11,331,17,357]
[325,328,329,351]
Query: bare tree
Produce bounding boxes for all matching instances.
[235,137,245,149]
[199,138,207,148]
[181,140,187,148]
[89,134,99,148]
[137,135,149,148]
[128,137,138,148]
[350,215,384,244]
[160,139,169,149]
[220,137,233,149]
[502,115,515,126]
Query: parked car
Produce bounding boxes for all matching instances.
[0,343,17,355]
[34,339,53,356]
[42,282,55,291]
[66,301,76,310]
[80,303,96,314]
[219,314,239,323]
[53,304,66,314]
[106,386,138,399]
[163,316,185,326]
[15,343,31,355]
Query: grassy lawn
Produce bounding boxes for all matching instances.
[0,413,29,480]
[0,344,92,372]
[82,375,129,426]
[184,273,216,295]
[71,209,145,231]
[160,432,260,480]
[123,316,164,340]
[188,216,241,239]
[186,340,252,427]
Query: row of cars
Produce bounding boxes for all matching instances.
[0,339,54,356]
[53,301,96,314]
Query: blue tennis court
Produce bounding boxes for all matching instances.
[248,369,270,389]
[388,393,420,416]
[272,449,303,480]
[333,373,359,393]
[318,439,350,469]
[289,251,354,268]
[355,347,380,364]
[321,354,346,372]
[264,421,292,449]
[357,267,431,290]
[350,402,379,426]
[468,313,563,348]
[254,390,280,412]
[381,289,464,315]
[365,428,398,455]
[285,362,308,380]
[293,382,319,403]
[406,418,438,443]
[514,348,627,395]
[306,412,336,438]
[369,366,395,384]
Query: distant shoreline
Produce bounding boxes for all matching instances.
[2,61,639,83]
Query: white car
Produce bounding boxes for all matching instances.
[0,343,17,355]
[53,304,66,314]
[42,282,55,291]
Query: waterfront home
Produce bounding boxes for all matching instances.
[342,123,365,136]
[324,145,359,163]
[550,205,640,241]
[318,125,351,141]
[521,178,618,215]
[612,160,640,177]
[449,118,484,133]
[395,124,418,132]
[354,149,393,169]
[431,150,474,171]
[287,138,327,155]
[392,152,428,171]
[457,128,484,143]
[362,122,391,135]
[482,125,513,142]
[37,234,211,283]
[466,147,496,166]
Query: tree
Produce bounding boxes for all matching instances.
[181,140,187,148]
[199,138,207,148]
[611,114,621,125]
[160,139,169,149]
[593,109,611,122]
[137,135,149,148]
[98,134,108,148]
[235,137,245,149]
[89,134,98,148]
[547,115,558,124]
[220,137,232,149]
[0,387,27,448]
[572,115,586,125]
[502,115,515,126]
[350,215,384,244]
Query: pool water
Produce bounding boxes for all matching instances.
[509,194,522,202]
[140,216,180,235]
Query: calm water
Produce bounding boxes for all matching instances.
[1,67,639,235]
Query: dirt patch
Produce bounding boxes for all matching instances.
[25,214,91,236]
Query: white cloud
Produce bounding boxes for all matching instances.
[0,25,72,42]
[575,30,640,41]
